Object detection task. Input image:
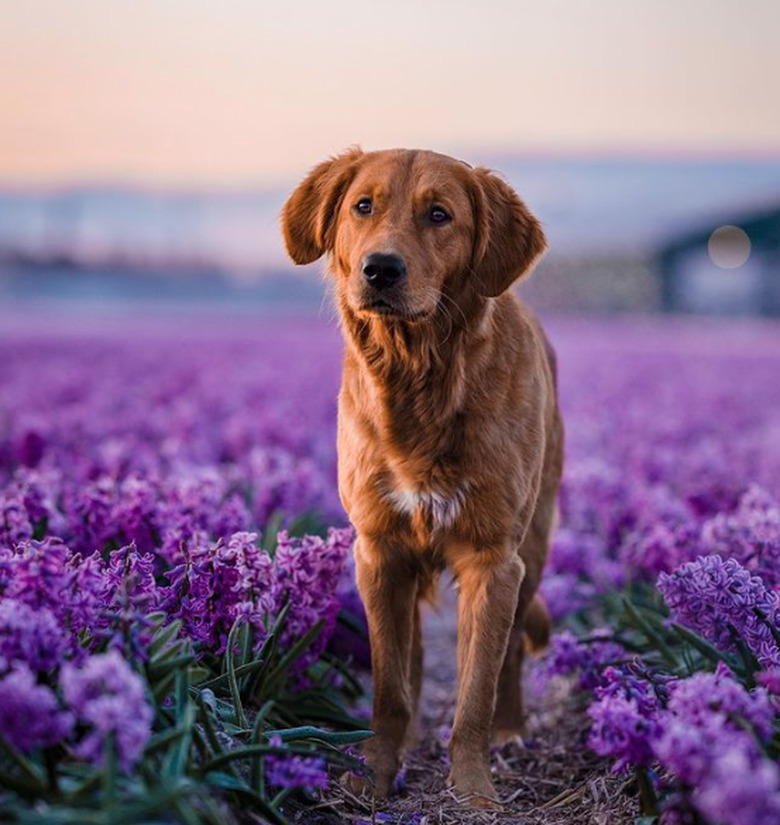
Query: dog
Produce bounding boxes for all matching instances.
[281,148,564,807]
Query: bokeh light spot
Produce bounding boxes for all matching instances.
[708,225,751,269]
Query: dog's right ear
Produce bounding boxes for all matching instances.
[281,148,364,265]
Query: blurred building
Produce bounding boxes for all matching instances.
[657,206,780,316]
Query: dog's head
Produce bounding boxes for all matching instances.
[281,148,546,321]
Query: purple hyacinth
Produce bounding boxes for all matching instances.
[586,664,666,772]
[621,521,703,579]
[587,694,661,772]
[160,531,275,652]
[273,528,353,673]
[694,747,780,825]
[701,485,780,589]
[0,664,74,752]
[60,650,153,771]
[664,664,775,739]
[543,629,627,691]
[542,529,625,620]
[265,735,329,792]
[657,554,780,667]
[0,599,65,672]
[653,664,776,793]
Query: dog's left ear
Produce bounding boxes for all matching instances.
[281,147,364,265]
[471,168,547,298]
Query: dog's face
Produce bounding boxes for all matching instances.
[282,148,546,321]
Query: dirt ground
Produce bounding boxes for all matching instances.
[304,578,639,825]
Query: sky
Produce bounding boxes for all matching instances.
[1,0,779,187]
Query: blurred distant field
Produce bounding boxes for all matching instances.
[2,156,780,316]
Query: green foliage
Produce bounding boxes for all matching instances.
[0,612,371,825]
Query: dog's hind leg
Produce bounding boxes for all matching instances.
[402,599,423,751]
[492,588,549,743]
[492,500,555,743]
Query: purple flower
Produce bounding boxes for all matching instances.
[0,599,65,672]
[621,521,703,579]
[273,528,353,673]
[701,485,780,589]
[658,554,780,667]
[0,537,74,613]
[160,531,275,652]
[653,665,776,791]
[60,650,153,771]
[588,694,661,772]
[544,630,626,690]
[663,663,775,739]
[694,747,780,825]
[756,667,780,694]
[265,734,329,792]
[0,664,73,752]
[542,529,625,620]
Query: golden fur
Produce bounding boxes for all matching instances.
[282,148,564,807]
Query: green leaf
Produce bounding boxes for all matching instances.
[256,620,325,703]
[164,669,195,779]
[754,607,780,648]
[261,512,285,553]
[204,771,289,825]
[148,619,184,659]
[335,608,368,638]
[0,736,46,792]
[101,732,117,813]
[250,700,275,795]
[727,624,760,686]
[635,766,658,816]
[669,623,729,667]
[264,725,373,745]
[225,620,247,729]
[622,598,679,668]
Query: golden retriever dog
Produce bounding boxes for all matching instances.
[281,148,563,807]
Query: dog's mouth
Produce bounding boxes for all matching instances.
[359,299,433,323]
[362,299,406,318]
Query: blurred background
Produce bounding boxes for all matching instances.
[1,0,779,317]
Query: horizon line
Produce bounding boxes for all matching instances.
[3,142,780,195]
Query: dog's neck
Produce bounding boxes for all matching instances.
[340,289,490,384]
[339,289,494,486]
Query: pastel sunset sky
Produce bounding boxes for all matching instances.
[1,0,779,186]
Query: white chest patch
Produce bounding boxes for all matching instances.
[386,484,467,530]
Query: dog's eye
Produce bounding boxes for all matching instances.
[354,198,373,216]
[428,205,451,225]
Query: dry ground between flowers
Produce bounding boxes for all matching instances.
[299,579,638,825]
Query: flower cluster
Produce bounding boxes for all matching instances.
[658,554,780,667]
[527,320,780,824]
[3,312,780,822]
[61,651,153,770]
[0,317,359,791]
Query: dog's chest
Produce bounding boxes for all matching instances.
[385,483,467,532]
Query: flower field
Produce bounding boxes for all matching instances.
[1,311,780,824]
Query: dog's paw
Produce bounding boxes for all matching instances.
[341,754,397,799]
[341,771,373,798]
[447,767,501,809]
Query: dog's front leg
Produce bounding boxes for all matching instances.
[448,543,525,807]
[353,536,418,797]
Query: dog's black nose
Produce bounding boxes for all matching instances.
[362,253,407,290]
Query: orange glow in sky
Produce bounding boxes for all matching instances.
[1,0,779,186]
